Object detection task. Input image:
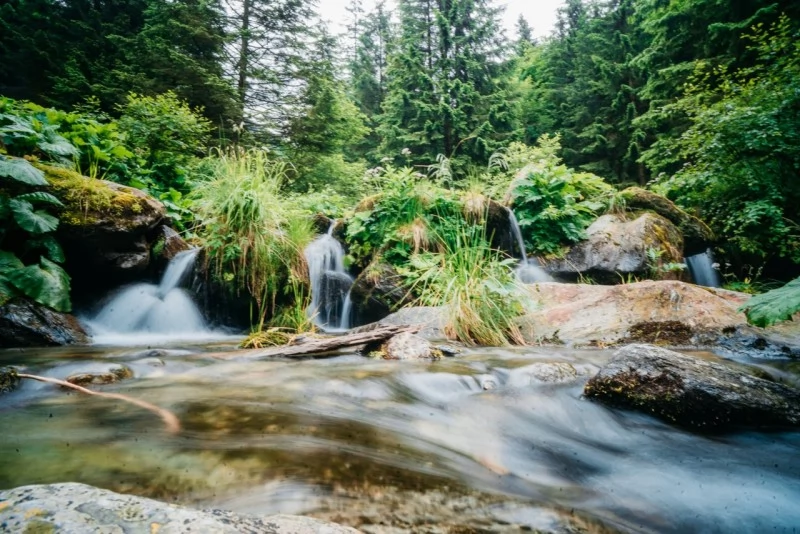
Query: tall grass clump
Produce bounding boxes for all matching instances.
[402,220,530,346]
[191,148,314,329]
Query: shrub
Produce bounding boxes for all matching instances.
[191,148,313,328]
[739,277,800,328]
[400,221,530,346]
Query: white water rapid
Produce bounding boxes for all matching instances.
[304,223,354,330]
[85,249,220,345]
[508,209,554,283]
[686,248,722,287]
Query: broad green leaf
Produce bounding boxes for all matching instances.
[0,156,47,186]
[739,277,800,328]
[38,139,78,158]
[9,199,59,233]
[15,191,63,207]
[6,256,71,312]
[25,235,65,263]
[0,250,24,272]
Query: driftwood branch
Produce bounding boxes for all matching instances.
[216,324,421,360]
[17,373,180,434]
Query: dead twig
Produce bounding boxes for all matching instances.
[17,373,180,434]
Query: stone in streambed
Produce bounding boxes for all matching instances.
[383,332,433,360]
[0,298,89,348]
[0,366,20,394]
[0,483,361,533]
[66,365,133,387]
[584,344,800,430]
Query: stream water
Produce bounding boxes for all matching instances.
[1,343,799,533]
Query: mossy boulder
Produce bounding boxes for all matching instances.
[585,344,800,430]
[619,187,715,255]
[37,165,167,299]
[541,213,684,283]
[0,366,20,394]
[350,261,411,324]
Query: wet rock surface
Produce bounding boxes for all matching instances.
[541,213,684,282]
[0,299,89,348]
[519,280,747,347]
[0,366,19,394]
[66,364,134,387]
[382,332,433,360]
[149,225,191,275]
[376,306,447,340]
[585,344,800,429]
[350,262,410,324]
[0,483,361,534]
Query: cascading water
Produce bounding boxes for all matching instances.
[508,209,554,283]
[304,223,354,330]
[686,248,722,287]
[85,249,216,344]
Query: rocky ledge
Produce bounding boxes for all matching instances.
[0,483,360,533]
[585,344,800,430]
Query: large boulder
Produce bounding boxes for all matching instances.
[0,483,360,533]
[350,262,410,323]
[0,298,89,348]
[41,165,167,300]
[619,187,715,255]
[541,213,684,283]
[584,344,800,429]
[519,280,747,346]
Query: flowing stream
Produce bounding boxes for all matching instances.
[686,248,722,288]
[82,249,226,345]
[304,223,353,330]
[1,343,798,533]
[508,209,554,284]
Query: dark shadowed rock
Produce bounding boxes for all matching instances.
[541,213,684,283]
[312,213,334,234]
[0,367,19,394]
[0,483,360,533]
[619,187,715,255]
[584,344,800,429]
[149,225,190,275]
[350,262,410,323]
[0,299,89,348]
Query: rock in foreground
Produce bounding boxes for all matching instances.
[585,344,800,429]
[0,299,89,348]
[0,483,360,533]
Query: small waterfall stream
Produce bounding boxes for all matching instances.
[686,248,722,287]
[84,249,217,344]
[304,223,354,330]
[508,209,554,283]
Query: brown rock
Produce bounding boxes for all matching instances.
[383,332,433,360]
[0,299,89,348]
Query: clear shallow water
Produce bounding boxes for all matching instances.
[1,343,799,533]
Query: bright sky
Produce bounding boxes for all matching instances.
[317,0,565,39]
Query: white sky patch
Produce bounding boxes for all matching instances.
[317,0,564,39]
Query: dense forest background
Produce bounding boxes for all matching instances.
[1,0,799,281]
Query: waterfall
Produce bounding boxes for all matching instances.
[686,249,722,288]
[304,223,354,330]
[85,249,217,344]
[509,209,554,283]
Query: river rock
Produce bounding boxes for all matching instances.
[619,187,715,255]
[41,164,167,300]
[519,280,748,347]
[584,344,800,429]
[0,299,89,348]
[377,306,448,340]
[383,332,433,360]
[0,483,360,533]
[149,225,191,275]
[350,262,410,323]
[541,213,684,282]
[66,364,133,387]
[0,367,19,394]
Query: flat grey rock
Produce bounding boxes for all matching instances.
[0,483,361,533]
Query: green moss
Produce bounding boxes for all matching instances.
[35,164,149,226]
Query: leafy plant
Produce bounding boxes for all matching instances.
[400,221,530,346]
[739,277,800,328]
[0,156,71,311]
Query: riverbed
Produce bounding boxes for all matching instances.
[1,342,799,533]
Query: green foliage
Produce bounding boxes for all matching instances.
[651,16,800,265]
[400,221,530,346]
[191,148,313,327]
[507,136,612,256]
[0,98,78,162]
[118,92,212,194]
[0,156,70,311]
[739,277,800,327]
[345,166,463,269]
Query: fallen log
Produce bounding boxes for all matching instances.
[212,324,421,360]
